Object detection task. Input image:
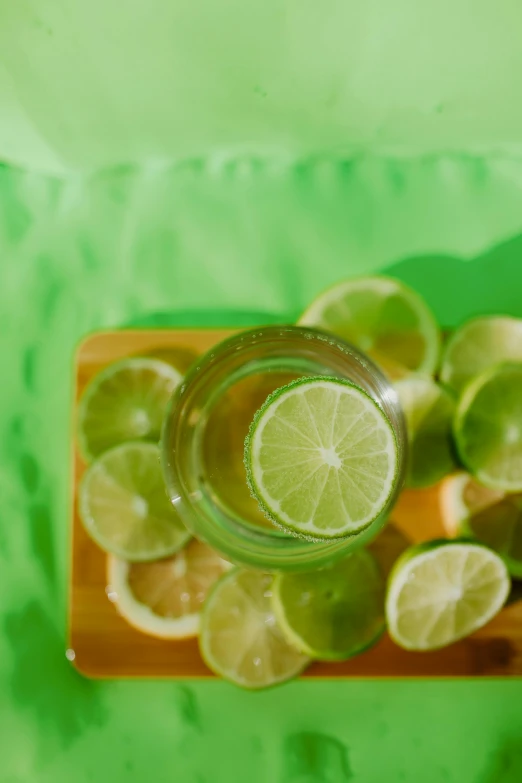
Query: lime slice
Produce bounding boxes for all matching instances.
[79,442,190,561]
[386,540,510,650]
[244,377,399,540]
[78,357,181,461]
[272,550,385,660]
[299,276,440,379]
[200,569,310,689]
[107,539,230,638]
[440,316,522,395]
[454,363,522,491]
[395,376,456,488]
[440,472,505,537]
[440,472,522,578]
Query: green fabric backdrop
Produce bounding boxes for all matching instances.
[2,157,522,782]
[2,1,522,173]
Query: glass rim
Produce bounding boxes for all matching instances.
[161,324,407,570]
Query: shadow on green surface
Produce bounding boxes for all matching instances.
[126,309,292,328]
[386,233,522,327]
[3,601,107,757]
[5,414,57,592]
[479,736,522,783]
[27,501,57,591]
[126,232,522,333]
[175,685,203,733]
[281,732,353,782]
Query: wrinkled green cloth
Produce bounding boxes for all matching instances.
[2,156,522,782]
[2,1,522,172]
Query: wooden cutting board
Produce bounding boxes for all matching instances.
[69,328,522,678]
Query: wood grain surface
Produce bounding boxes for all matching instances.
[69,328,522,678]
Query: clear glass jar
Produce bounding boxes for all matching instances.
[161,326,406,571]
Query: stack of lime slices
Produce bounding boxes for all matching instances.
[77,355,190,557]
[73,279,522,688]
[76,354,229,644]
[199,550,386,686]
[235,282,520,665]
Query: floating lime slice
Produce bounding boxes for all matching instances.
[440,472,522,578]
[200,569,310,689]
[79,442,190,561]
[107,539,230,638]
[440,316,522,395]
[299,276,440,379]
[386,540,509,650]
[244,377,399,540]
[395,375,456,488]
[272,550,385,660]
[454,363,522,491]
[78,357,181,461]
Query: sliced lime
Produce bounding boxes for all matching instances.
[395,375,456,488]
[78,357,181,461]
[200,569,310,689]
[440,316,522,395]
[440,472,522,578]
[386,540,509,650]
[107,539,230,639]
[454,363,522,491]
[440,472,505,537]
[299,276,440,379]
[272,550,385,660]
[244,377,399,540]
[79,442,190,561]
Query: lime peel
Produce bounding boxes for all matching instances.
[200,569,310,689]
[299,276,440,379]
[107,539,229,639]
[79,442,190,561]
[271,549,385,660]
[454,362,522,492]
[440,316,522,394]
[386,540,510,651]
[78,356,182,462]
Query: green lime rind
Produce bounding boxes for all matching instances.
[440,315,522,395]
[77,356,182,462]
[385,538,505,586]
[79,441,190,561]
[271,549,385,661]
[453,362,522,492]
[386,539,510,651]
[299,276,441,379]
[395,375,456,489]
[387,538,463,582]
[199,568,310,690]
[458,508,522,580]
[244,376,399,541]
